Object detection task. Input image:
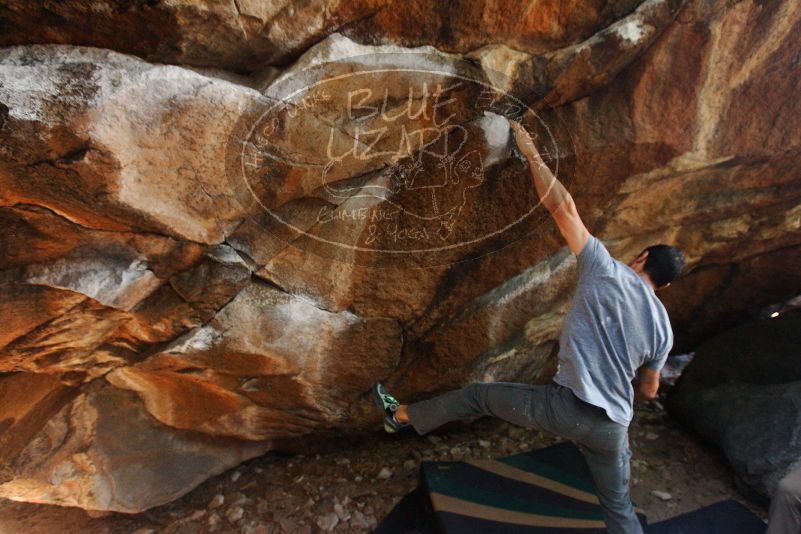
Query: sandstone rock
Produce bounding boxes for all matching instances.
[0,0,800,514]
[106,281,402,440]
[670,310,801,498]
[0,1,672,74]
[1,204,178,312]
[0,284,86,356]
[0,373,77,463]
[0,205,240,381]
[0,202,202,335]
[0,1,389,72]
[235,25,681,324]
[0,46,255,243]
[671,381,801,499]
[25,256,161,312]
[168,245,252,315]
[1,204,197,311]
[0,380,270,512]
[388,250,574,395]
[2,298,138,380]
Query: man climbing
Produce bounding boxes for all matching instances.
[372,119,685,534]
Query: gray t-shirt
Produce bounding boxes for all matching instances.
[553,234,673,426]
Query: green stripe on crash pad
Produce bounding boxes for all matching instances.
[423,467,604,521]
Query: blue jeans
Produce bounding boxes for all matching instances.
[406,382,642,534]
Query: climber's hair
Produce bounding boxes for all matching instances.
[641,244,685,287]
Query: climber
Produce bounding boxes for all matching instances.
[372,118,685,534]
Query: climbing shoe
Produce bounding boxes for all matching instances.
[373,382,409,433]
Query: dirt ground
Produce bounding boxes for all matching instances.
[0,399,768,534]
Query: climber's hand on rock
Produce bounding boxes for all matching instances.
[509,120,541,161]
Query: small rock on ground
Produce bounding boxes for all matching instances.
[651,490,672,501]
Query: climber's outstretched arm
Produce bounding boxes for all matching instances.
[510,120,590,256]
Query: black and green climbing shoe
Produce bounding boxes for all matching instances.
[373,382,409,433]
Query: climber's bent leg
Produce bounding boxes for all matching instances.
[405,381,549,436]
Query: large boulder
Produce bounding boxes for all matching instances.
[1,0,800,512]
[671,381,801,500]
[670,310,801,498]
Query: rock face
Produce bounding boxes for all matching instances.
[0,0,661,72]
[670,310,801,499]
[1,0,801,512]
[0,377,271,512]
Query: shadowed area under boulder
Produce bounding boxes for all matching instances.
[670,309,801,501]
